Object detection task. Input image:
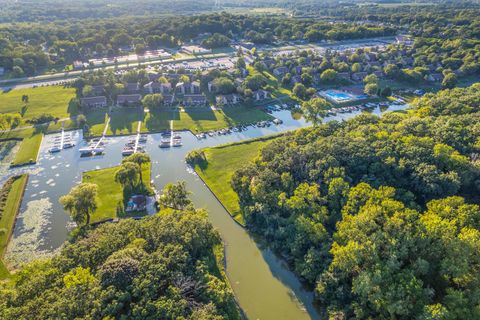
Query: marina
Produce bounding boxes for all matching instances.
[4,104,408,320]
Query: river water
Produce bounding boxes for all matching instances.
[5,104,407,320]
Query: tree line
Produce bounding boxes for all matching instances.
[231,84,480,319]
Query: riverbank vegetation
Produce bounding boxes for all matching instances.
[227,83,480,318]
[0,209,241,319]
[10,132,43,167]
[0,175,28,279]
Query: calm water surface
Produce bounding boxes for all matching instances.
[5,104,407,320]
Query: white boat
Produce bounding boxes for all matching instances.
[49,146,61,153]
[79,146,104,155]
[122,148,134,156]
[173,134,181,139]
[63,142,75,149]
[159,139,171,148]
[172,139,182,147]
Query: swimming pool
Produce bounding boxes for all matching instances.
[320,90,367,103]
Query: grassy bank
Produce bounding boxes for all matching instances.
[82,164,151,223]
[0,86,77,121]
[193,137,279,224]
[11,133,43,166]
[0,175,28,279]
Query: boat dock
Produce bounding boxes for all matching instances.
[133,121,142,154]
[79,114,109,156]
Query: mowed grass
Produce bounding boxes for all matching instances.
[0,86,77,121]
[144,106,273,134]
[194,138,277,224]
[82,164,151,223]
[11,132,43,166]
[0,175,28,279]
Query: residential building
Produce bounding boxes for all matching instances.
[253,90,269,101]
[428,73,444,82]
[117,94,142,106]
[273,66,289,77]
[216,94,241,105]
[183,94,207,106]
[125,83,140,93]
[80,96,107,108]
[352,72,368,82]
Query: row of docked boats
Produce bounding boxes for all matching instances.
[48,133,75,153]
[79,137,106,156]
[159,132,182,148]
[195,118,283,140]
[122,134,148,156]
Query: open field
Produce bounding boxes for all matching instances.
[82,164,151,223]
[0,175,28,279]
[194,137,279,224]
[0,86,77,121]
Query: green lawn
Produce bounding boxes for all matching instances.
[82,164,151,223]
[107,108,144,135]
[0,86,77,121]
[144,106,273,134]
[193,137,278,224]
[85,110,108,137]
[0,175,28,279]
[11,132,43,166]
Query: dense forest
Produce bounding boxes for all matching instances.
[232,84,480,318]
[0,210,240,319]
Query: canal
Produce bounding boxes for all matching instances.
[5,104,407,319]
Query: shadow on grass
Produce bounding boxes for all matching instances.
[144,109,180,132]
[183,107,217,121]
[109,107,144,134]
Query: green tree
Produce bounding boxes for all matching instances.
[293,83,307,100]
[320,69,337,83]
[115,162,140,190]
[142,93,164,110]
[122,153,150,185]
[160,181,192,210]
[60,183,98,225]
[442,73,457,89]
[301,98,330,126]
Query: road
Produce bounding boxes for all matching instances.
[0,52,233,90]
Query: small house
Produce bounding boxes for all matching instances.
[253,90,269,101]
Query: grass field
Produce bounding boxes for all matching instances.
[82,164,151,223]
[0,175,28,279]
[144,106,273,134]
[11,132,43,166]
[0,86,77,121]
[194,137,278,224]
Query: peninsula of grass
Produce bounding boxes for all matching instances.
[0,175,28,279]
[0,86,77,121]
[82,164,151,223]
[193,136,279,224]
[11,132,43,167]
